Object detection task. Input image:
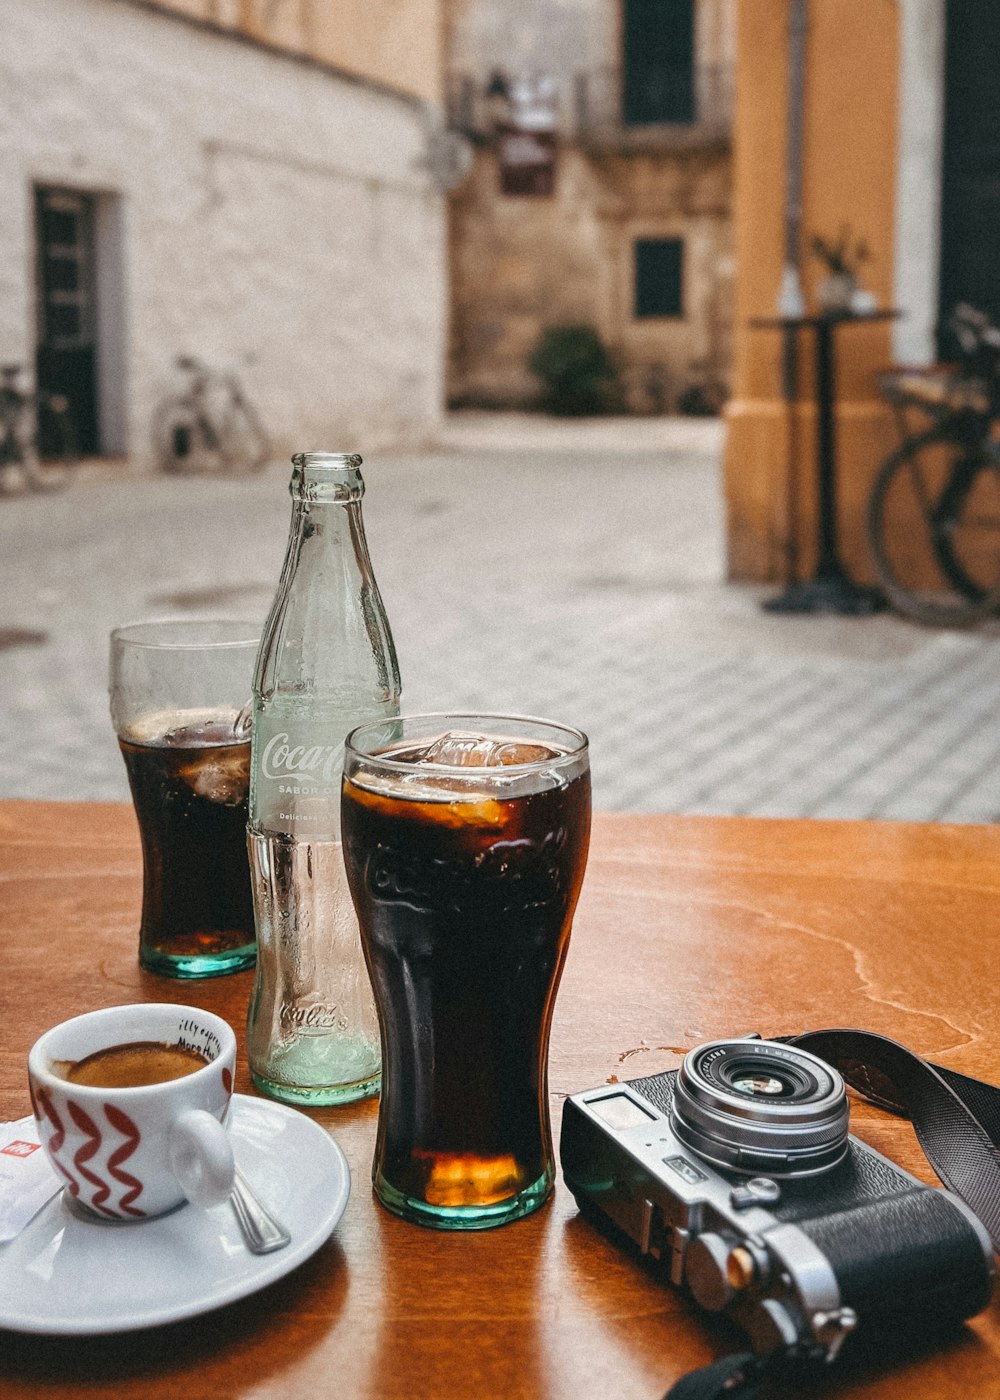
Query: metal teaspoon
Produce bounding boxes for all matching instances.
[229,1168,291,1253]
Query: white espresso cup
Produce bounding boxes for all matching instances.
[28,1003,236,1221]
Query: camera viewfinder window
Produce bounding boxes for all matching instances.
[586,1093,657,1130]
[634,238,684,318]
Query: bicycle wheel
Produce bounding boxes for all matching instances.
[218,401,271,474]
[153,399,222,474]
[932,444,1000,602]
[868,432,1000,625]
[0,394,34,496]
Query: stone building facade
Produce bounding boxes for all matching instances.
[444,0,735,414]
[1,0,447,466]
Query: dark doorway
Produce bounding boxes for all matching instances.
[622,0,695,126]
[35,187,100,456]
[937,1,1000,357]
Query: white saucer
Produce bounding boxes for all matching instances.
[0,1094,350,1335]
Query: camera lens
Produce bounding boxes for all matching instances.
[670,1039,849,1177]
[729,1071,795,1098]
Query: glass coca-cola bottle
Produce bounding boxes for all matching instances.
[247,452,400,1104]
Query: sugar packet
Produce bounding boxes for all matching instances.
[0,1116,61,1242]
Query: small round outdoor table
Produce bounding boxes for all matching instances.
[750,308,901,615]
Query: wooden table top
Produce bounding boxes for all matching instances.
[1,801,997,1399]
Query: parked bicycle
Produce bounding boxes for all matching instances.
[867,304,1000,626]
[153,356,270,475]
[0,364,76,496]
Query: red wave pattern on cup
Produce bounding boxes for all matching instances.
[103,1104,145,1216]
[67,1101,118,1218]
[33,1086,82,1199]
[33,1093,148,1219]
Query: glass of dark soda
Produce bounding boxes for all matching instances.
[342,714,591,1229]
[109,619,259,978]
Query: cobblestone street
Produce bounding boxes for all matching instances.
[3,414,1000,821]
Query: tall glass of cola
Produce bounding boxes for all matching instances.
[342,714,591,1230]
[109,619,259,978]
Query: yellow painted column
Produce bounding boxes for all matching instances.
[725,0,900,584]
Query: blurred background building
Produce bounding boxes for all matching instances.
[4,0,999,603]
[444,0,735,415]
[0,0,448,465]
[727,0,1000,590]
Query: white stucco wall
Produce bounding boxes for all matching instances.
[0,0,447,462]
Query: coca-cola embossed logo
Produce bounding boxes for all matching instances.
[261,733,344,786]
[366,834,566,916]
[279,1000,344,1033]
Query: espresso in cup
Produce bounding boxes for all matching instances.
[29,1003,237,1220]
[54,1040,210,1088]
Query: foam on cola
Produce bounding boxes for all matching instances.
[342,728,591,1224]
[119,709,255,971]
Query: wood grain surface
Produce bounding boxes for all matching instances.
[1,802,997,1398]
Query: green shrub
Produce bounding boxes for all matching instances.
[527,325,619,416]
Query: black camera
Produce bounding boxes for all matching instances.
[560,1038,995,1364]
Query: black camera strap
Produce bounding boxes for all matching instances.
[661,1028,1000,1400]
[785,1029,1000,1251]
[661,1352,765,1400]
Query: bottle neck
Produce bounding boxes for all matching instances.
[284,451,370,580]
[283,477,370,583]
[290,452,364,504]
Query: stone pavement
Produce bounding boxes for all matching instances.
[3,413,1000,821]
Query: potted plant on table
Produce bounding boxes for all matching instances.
[810,226,873,313]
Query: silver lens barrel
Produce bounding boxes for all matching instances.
[670,1039,850,1177]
